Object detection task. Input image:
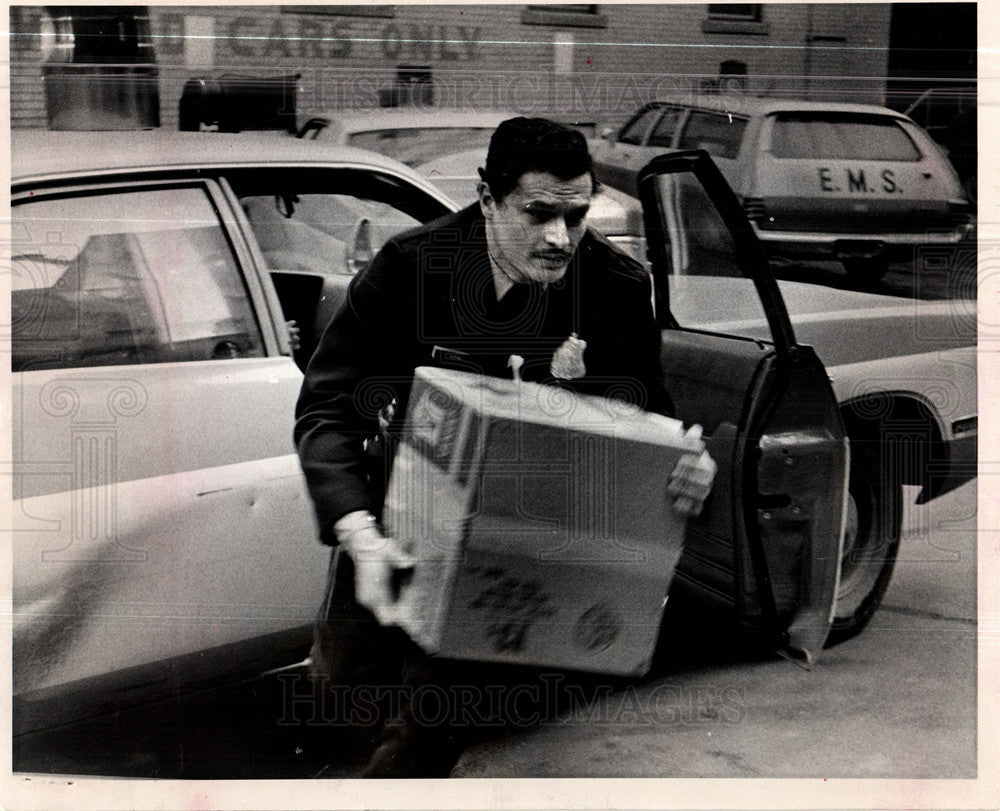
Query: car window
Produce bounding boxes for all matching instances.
[649,174,770,341]
[241,193,422,276]
[585,186,647,266]
[648,108,685,148]
[346,127,495,167]
[677,111,748,159]
[618,108,660,146]
[227,166,450,278]
[769,112,921,161]
[12,187,264,372]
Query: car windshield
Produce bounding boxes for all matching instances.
[770,113,921,161]
[346,127,496,167]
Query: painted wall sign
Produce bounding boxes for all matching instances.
[212,17,481,62]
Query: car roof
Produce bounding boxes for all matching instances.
[649,95,912,120]
[310,109,518,137]
[414,147,485,178]
[11,129,442,185]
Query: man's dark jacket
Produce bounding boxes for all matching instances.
[294,204,671,540]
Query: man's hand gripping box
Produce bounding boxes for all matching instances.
[382,367,703,677]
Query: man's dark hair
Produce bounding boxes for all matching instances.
[479,117,597,203]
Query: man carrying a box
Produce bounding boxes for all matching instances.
[294,117,716,777]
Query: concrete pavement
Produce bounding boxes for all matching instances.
[452,480,978,778]
[11,481,979,783]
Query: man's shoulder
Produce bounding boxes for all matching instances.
[580,229,650,287]
[355,204,482,310]
[387,204,485,256]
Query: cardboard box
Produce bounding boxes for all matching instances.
[382,367,703,677]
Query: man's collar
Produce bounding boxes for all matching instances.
[487,247,518,301]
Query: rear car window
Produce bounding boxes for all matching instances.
[618,108,660,146]
[769,113,921,161]
[648,108,685,148]
[241,192,421,274]
[12,186,263,371]
[677,112,748,159]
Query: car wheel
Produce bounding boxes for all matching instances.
[826,438,901,646]
[843,258,890,285]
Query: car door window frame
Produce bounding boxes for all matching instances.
[219,164,452,233]
[11,176,283,363]
[217,165,454,359]
[637,150,797,354]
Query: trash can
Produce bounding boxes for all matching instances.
[179,74,301,133]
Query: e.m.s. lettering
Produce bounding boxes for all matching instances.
[817,167,903,194]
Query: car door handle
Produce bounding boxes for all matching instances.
[922,171,933,179]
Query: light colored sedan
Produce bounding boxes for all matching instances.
[11,130,454,735]
[296,108,516,167]
[592,96,974,281]
[10,134,975,743]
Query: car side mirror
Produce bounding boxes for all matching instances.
[345,217,375,276]
[601,126,616,141]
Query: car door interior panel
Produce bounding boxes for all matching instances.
[658,330,769,621]
[659,330,770,434]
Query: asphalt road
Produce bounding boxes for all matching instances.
[13,478,977,781]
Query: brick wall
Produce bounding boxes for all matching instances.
[10,4,893,131]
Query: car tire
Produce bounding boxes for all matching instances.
[843,258,890,285]
[825,437,902,646]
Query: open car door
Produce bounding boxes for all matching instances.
[639,151,850,663]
